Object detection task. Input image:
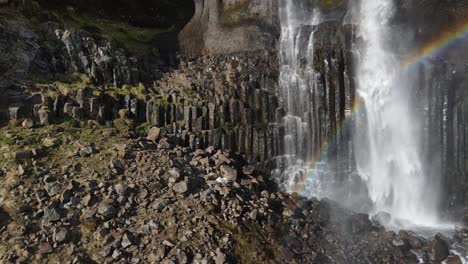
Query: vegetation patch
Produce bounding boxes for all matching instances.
[51,9,170,56]
[319,0,345,10]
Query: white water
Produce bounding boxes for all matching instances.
[355,0,439,225]
[275,0,330,197]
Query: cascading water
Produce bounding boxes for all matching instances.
[275,0,330,197]
[355,0,439,225]
[276,0,442,227]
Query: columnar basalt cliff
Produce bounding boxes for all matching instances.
[1,0,467,212]
[0,1,467,262]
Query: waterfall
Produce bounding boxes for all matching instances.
[275,0,331,198]
[355,0,439,225]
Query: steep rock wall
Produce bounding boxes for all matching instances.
[179,0,279,55]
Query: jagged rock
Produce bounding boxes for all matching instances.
[54,228,70,243]
[79,146,93,157]
[17,164,25,175]
[81,194,95,207]
[219,165,237,182]
[97,201,118,219]
[152,199,170,212]
[158,138,172,149]
[37,107,50,125]
[250,209,258,220]
[112,249,122,259]
[43,207,61,222]
[121,232,135,249]
[168,168,181,180]
[110,158,125,175]
[21,118,33,129]
[115,183,128,197]
[147,126,161,143]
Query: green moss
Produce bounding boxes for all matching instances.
[227,221,281,264]
[51,9,170,55]
[107,84,148,101]
[35,73,94,98]
[136,122,150,136]
[319,0,343,10]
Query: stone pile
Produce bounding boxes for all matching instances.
[0,123,466,263]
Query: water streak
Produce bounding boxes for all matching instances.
[275,0,330,198]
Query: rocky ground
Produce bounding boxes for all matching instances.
[0,119,466,264]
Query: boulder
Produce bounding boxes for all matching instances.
[346,213,372,235]
[431,233,450,262]
[43,207,61,222]
[147,126,161,143]
[173,181,189,194]
[446,255,463,264]
[371,211,392,226]
[21,118,33,129]
[220,165,237,182]
[97,201,118,219]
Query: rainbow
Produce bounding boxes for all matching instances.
[290,20,468,194]
[402,20,468,69]
[291,97,365,194]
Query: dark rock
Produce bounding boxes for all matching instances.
[346,213,372,235]
[97,201,118,219]
[432,233,450,262]
[110,158,125,175]
[399,230,425,250]
[152,199,170,212]
[371,211,392,226]
[43,207,61,222]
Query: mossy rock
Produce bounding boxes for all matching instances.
[319,0,345,10]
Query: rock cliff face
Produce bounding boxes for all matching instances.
[0,0,467,263]
[1,0,467,220]
[179,0,279,55]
